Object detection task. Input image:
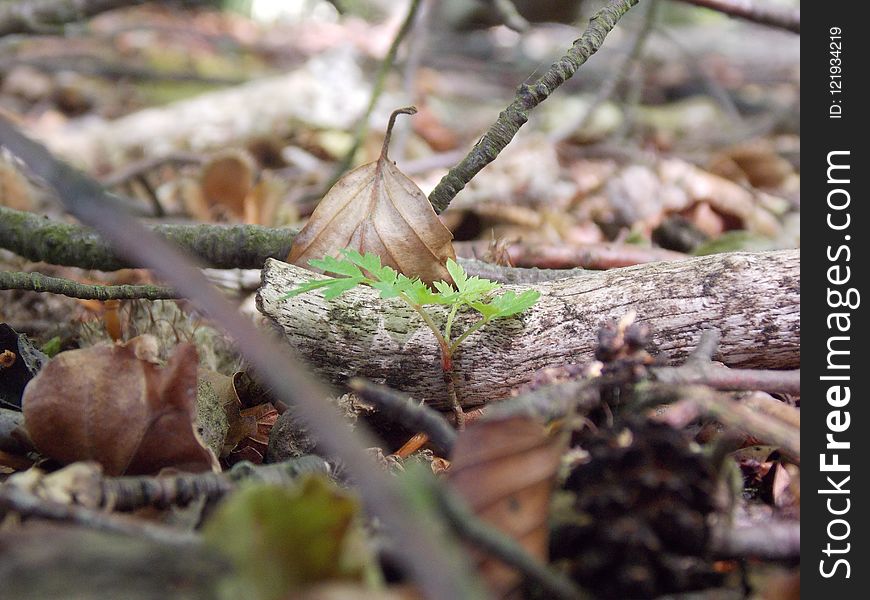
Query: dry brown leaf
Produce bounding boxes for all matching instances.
[200,149,256,220]
[22,336,219,476]
[447,415,562,598]
[288,107,456,284]
[709,140,795,189]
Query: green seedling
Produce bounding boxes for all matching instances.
[280,249,540,424]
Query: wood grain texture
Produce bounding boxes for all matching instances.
[257,250,799,410]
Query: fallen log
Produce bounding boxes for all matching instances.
[257,250,799,411]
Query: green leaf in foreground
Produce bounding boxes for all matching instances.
[203,476,378,600]
[472,289,541,320]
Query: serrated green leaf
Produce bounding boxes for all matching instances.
[458,276,500,301]
[370,280,402,299]
[472,289,540,320]
[446,258,467,290]
[468,301,502,319]
[342,249,400,284]
[279,278,344,301]
[203,477,376,600]
[309,254,363,278]
[394,275,440,305]
[322,277,363,300]
[491,289,541,318]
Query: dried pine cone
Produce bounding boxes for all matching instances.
[550,418,722,599]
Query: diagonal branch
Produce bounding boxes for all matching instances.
[427,0,640,214]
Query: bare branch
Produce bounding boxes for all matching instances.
[427,0,640,213]
[0,270,177,300]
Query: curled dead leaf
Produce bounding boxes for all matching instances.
[22,336,219,476]
[447,415,562,597]
[200,149,256,220]
[288,107,456,284]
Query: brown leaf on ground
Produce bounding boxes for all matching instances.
[199,149,257,221]
[447,415,562,598]
[708,140,795,190]
[22,336,219,476]
[288,107,456,285]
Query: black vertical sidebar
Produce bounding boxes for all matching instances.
[804,3,869,597]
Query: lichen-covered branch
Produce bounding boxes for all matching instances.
[675,0,800,34]
[0,206,580,282]
[0,270,177,300]
[427,0,639,213]
[258,250,800,410]
[0,206,295,271]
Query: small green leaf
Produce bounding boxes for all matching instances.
[342,249,399,283]
[399,276,443,305]
[370,280,402,299]
[472,289,540,320]
[431,281,459,304]
[309,254,363,278]
[322,277,363,300]
[457,276,500,300]
[446,258,467,290]
[468,301,501,320]
[279,278,346,300]
[203,477,376,600]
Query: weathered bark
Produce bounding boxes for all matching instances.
[258,249,800,410]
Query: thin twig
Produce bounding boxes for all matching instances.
[653,329,800,394]
[674,0,799,34]
[640,383,800,462]
[349,379,457,454]
[99,151,203,188]
[392,0,432,162]
[0,270,177,300]
[435,482,588,600]
[687,328,721,363]
[102,456,330,511]
[0,116,483,600]
[483,0,530,32]
[652,363,800,395]
[455,240,687,270]
[570,0,659,137]
[427,0,640,214]
[329,0,422,185]
[0,485,198,546]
